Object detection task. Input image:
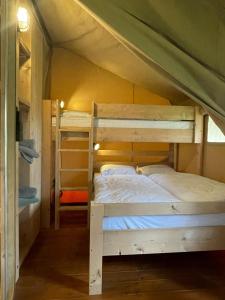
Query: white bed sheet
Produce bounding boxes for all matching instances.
[95,173,225,231]
[149,173,225,202]
[103,214,225,230]
[94,174,180,203]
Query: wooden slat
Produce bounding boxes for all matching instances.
[96,128,193,143]
[55,100,60,229]
[103,227,225,256]
[60,168,89,172]
[59,148,89,152]
[1,0,17,297]
[60,186,88,191]
[96,104,195,120]
[59,206,88,211]
[41,100,52,228]
[102,201,225,216]
[61,137,89,142]
[194,106,203,143]
[94,161,169,169]
[96,150,169,157]
[59,127,90,132]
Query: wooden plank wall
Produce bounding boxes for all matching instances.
[1,1,17,299]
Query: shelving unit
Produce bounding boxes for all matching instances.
[15,3,44,274]
[54,101,93,229]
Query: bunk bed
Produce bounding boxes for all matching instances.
[89,103,225,295]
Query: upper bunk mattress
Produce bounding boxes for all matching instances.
[149,173,225,202]
[94,174,180,203]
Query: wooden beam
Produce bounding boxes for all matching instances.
[95,150,169,157]
[89,203,104,295]
[1,0,17,299]
[96,104,195,120]
[194,106,204,143]
[41,100,52,228]
[55,100,60,229]
[102,202,225,216]
[103,227,225,256]
[96,128,193,143]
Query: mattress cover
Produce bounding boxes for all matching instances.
[149,173,225,202]
[94,174,180,203]
[103,214,225,230]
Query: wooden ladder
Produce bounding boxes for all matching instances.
[55,101,93,229]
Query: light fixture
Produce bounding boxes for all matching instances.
[94,143,100,151]
[60,100,65,109]
[17,7,30,32]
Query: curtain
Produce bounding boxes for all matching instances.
[76,0,225,133]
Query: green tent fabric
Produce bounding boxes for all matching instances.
[76,0,225,133]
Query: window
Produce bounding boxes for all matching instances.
[207,117,225,143]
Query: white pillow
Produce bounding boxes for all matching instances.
[100,164,137,176]
[137,164,175,176]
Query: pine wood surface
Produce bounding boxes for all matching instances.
[15,221,225,300]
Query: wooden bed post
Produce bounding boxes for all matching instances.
[169,143,178,170]
[89,202,104,295]
[55,99,60,229]
[87,102,95,227]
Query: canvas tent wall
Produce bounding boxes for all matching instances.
[36,0,225,133]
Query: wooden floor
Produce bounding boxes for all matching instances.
[15,215,225,299]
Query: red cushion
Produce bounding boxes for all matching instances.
[60,191,88,204]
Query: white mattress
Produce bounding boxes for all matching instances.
[149,173,225,202]
[94,173,225,231]
[52,117,193,130]
[94,174,180,203]
[103,214,225,230]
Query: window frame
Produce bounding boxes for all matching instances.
[206,115,225,144]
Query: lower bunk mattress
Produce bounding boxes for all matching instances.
[103,214,225,230]
[94,173,225,231]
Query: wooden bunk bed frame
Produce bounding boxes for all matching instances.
[54,100,93,229]
[89,103,225,295]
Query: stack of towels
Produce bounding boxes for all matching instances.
[19,139,39,164]
[19,186,38,207]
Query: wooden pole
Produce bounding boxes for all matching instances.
[1,0,17,299]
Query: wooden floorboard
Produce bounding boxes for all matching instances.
[15,225,225,300]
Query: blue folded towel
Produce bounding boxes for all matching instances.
[19,139,39,164]
[19,197,39,207]
[19,186,37,198]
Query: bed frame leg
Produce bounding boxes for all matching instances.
[89,203,104,295]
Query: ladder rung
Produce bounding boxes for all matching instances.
[59,127,90,132]
[61,137,89,142]
[59,205,88,211]
[59,149,89,152]
[60,186,89,191]
[60,168,89,172]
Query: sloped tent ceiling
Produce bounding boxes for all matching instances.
[36,0,225,133]
[35,0,189,104]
